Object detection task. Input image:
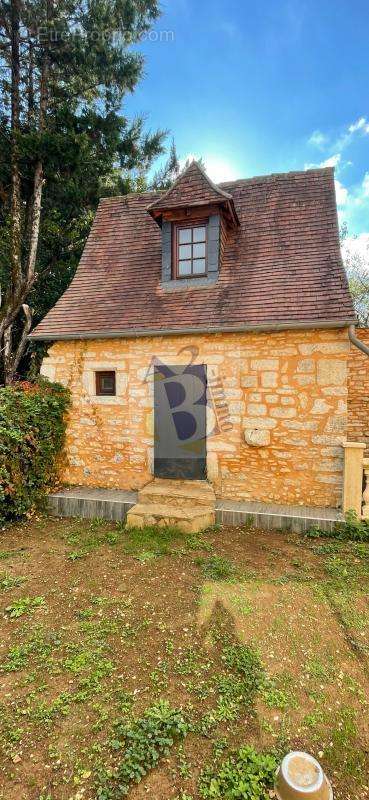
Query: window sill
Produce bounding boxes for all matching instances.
[85,396,123,405]
[160,275,219,293]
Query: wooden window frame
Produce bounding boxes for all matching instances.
[95,371,116,397]
[173,221,208,279]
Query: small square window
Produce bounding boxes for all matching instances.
[174,222,208,278]
[96,371,116,396]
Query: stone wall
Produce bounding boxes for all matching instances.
[41,327,350,508]
[348,328,369,453]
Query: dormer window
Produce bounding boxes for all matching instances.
[175,222,207,277]
[148,160,239,289]
[148,160,239,288]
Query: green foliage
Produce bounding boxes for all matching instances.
[65,518,123,560]
[196,555,237,581]
[174,794,194,800]
[0,379,70,521]
[221,643,264,706]
[341,224,369,327]
[199,746,278,799]
[306,511,369,542]
[260,674,298,711]
[1,644,31,673]
[0,574,27,591]
[95,701,188,798]
[0,626,60,673]
[123,524,185,560]
[200,635,265,735]
[185,532,213,552]
[151,139,180,190]
[5,596,46,619]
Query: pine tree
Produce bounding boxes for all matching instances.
[0,0,166,382]
[151,138,180,190]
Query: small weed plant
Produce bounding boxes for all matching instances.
[5,596,45,618]
[95,700,188,798]
[0,574,27,591]
[199,745,278,799]
[196,555,237,581]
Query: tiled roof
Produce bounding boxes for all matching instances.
[30,166,355,340]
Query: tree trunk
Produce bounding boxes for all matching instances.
[9,0,21,306]
[0,2,50,383]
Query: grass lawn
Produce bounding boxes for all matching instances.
[1,515,369,800]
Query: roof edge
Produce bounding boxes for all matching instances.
[29,317,356,342]
[219,166,335,188]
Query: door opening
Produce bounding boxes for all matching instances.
[154,363,207,480]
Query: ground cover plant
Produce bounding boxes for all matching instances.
[0,515,369,799]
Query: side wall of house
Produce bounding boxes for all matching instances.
[348,328,369,453]
[41,327,350,508]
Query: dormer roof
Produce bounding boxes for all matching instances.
[147,160,239,227]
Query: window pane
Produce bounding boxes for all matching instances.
[178,260,192,276]
[193,242,206,258]
[179,228,192,244]
[179,244,192,260]
[193,259,206,274]
[102,376,114,391]
[193,226,206,242]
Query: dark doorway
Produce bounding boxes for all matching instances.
[154,363,207,480]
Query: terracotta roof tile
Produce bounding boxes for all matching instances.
[30,166,355,339]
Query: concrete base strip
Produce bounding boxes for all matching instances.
[48,488,343,534]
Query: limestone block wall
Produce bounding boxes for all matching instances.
[41,327,350,508]
[348,328,369,453]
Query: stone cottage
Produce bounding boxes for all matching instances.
[30,161,362,530]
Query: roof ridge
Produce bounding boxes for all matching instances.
[219,166,334,188]
[97,166,334,207]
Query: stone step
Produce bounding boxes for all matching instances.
[139,479,215,508]
[126,502,215,534]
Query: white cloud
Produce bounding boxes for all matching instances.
[321,153,341,169]
[362,172,369,198]
[308,130,328,149]
[307,116,369,161]
[348,117,369,135]
[335,179,348,207]
[179,153,239,183]
[305,153,341,171]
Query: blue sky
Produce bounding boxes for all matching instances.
[126,0,369,258]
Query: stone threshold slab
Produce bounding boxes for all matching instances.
[48,487,343,534]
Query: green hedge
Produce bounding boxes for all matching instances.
[0,379,70,522]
